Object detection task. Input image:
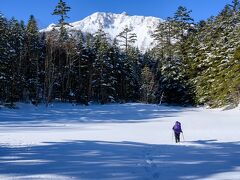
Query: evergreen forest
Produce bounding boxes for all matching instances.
[0,0,239,108]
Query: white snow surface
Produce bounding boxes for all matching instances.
[0,103,239,179]
[43,12,163,52]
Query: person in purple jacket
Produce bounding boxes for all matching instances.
[172,121,183,143]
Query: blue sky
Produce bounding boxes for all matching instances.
[0,0,233,28]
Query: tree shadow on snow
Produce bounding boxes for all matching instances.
[0,140,239,179]
[0,103,193,124]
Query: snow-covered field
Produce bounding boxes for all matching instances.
[0,103,239,180]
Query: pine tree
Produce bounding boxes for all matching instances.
[52,0,71,41]
[108,38,122,102]
[25,15,42,104]
[173,6,194,41]
[125,47,142,101]
[51,1,72,102]
[117,27,139,101]
[92,28,113,104]
[140,66,155,103]
[117,27,137,54]
[80,33,95,103]
[153,7,194,104]
[70,30,89,104]
[0,14,10,104]
[5,18,26,106]
[172,6,195,104]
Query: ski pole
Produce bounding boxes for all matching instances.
[182,132,185,142]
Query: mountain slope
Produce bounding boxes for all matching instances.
[43,12,164,52]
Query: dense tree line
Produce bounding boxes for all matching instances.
[0,0,239,107]
[151,0,240,107]
[0,12,142,106]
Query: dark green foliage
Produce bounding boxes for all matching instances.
[24,15,43,105]
[152,6,195,105]
[150,2,240,107]
[52,0,71,41]
[0,1,239,107]
[190,1,240,107]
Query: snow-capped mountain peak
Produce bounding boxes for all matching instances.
[43,12,164,52]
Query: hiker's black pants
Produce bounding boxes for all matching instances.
[175,132,180,143]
